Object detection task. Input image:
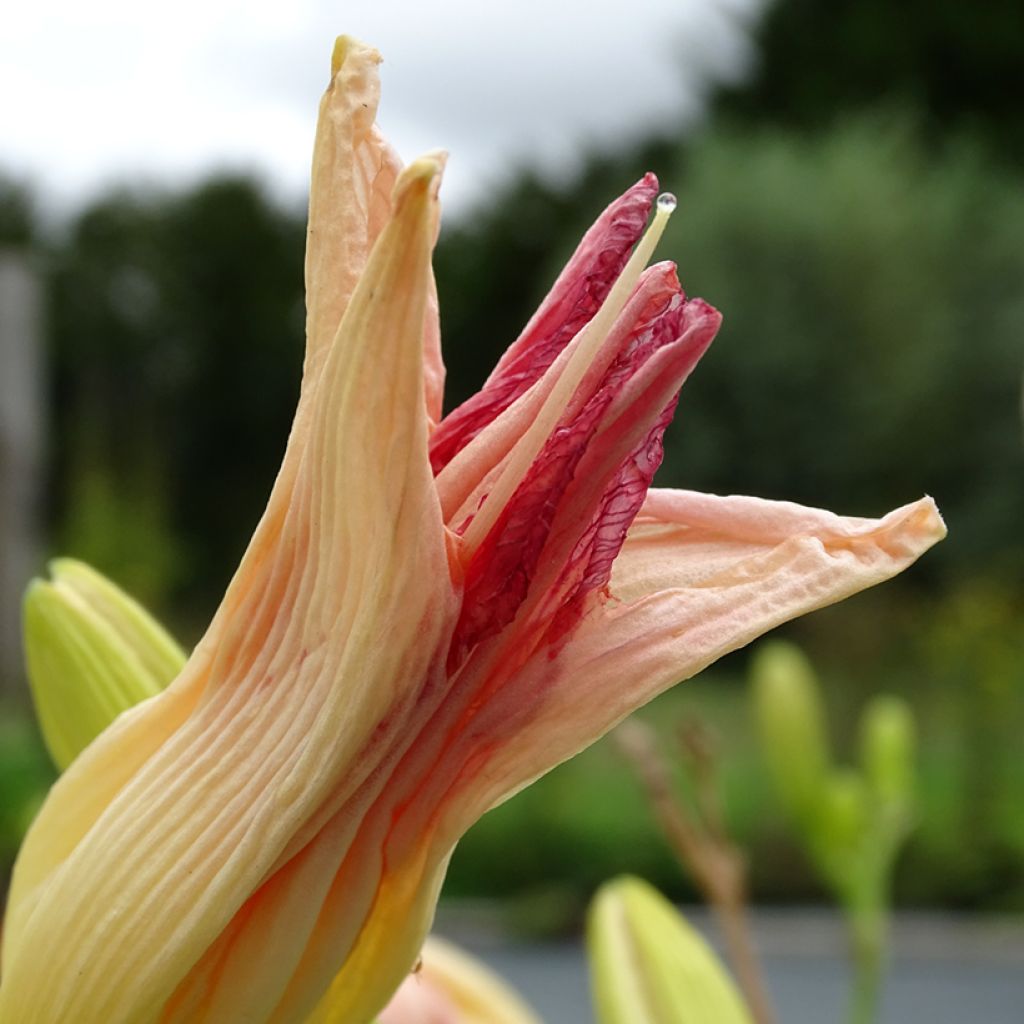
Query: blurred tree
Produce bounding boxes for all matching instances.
[655,114,1024,583]
[48,178,305,624]
[713,0,1024,164]
[158,178,305,612]
[0,174,35,246]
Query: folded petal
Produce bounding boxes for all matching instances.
[304,37,445,427]
[305,36,401,372]
[432,492,945,820]
[429,174,658,473]
[0,157,454,1024]
[434,262,682,528]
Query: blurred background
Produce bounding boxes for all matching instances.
[1,0,1022,982]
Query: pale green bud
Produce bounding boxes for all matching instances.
[816,769,869,857]
[23,558,186,770]
[751,640,831,824]
[860,695,916,808]
[587,876,753,1024]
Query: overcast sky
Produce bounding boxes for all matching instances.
[2,0,759,216]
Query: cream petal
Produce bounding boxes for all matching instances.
[305,38,445,426]
[305,37,401,374]
[440,492,944,818]
[0,158,454,1024]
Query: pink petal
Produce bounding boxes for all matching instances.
[435,493,945,820]
[448,279,718,663]
[429,174,658,473]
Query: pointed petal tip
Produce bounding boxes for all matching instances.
[645,259,680,291]
[638,171,659,193]
[687,295,723,329]
[23,560,70,609]
[330,35,381,78]
[21,575,50,608]
[902,494,947,547]
[395,152,447,204]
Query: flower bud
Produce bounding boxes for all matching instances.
[587,875,752,1024]
[22,559,186,770]
[751,640,830,824]
[860,695,916,808]
[816,769,869,857]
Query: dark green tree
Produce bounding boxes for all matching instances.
[713,0,1024,164]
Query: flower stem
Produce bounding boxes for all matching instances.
[846,904,886,1024]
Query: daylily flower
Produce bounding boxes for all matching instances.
[0,35,944,1024]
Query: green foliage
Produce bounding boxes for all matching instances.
[908,584,1024,907]
[46,177,306,619]
[656,114,1024,584]
[751,640,918,1024]
[712,0,1024,166]
[0,712,55,871]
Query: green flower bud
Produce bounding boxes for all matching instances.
[23,559,186,770]
[587,876,752,1024]
[816,769,869,858]
[860,695,916,808]
[751,640,831,824]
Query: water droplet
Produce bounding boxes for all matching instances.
[656,192,677,213]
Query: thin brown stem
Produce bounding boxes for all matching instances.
[615,719,777,1024]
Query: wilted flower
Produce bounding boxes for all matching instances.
[0,35,944,1024]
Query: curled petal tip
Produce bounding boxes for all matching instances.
[330,35,380,78]
[396,153,447,202]
[917,494,947,540]
[330,36,349,76]
[893,495,947,552]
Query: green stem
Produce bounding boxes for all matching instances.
[846,904,886,1024]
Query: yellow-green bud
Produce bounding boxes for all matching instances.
[751,640,831,824]
[860,695,916,808]
[816,769,869,856]
[23,558,186,770]
[587,876,753,1024]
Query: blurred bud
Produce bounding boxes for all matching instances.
[860,695,916,807]
[23,558,186,770]
[378,936,540,1024]
[751,640,830,824]
[816,770,869,856]
[587,875,752,1024]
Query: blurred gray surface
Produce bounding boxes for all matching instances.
[0,252,44,691]
[437,908,1024,1023]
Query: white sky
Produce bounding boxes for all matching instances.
[1,0,759,217]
